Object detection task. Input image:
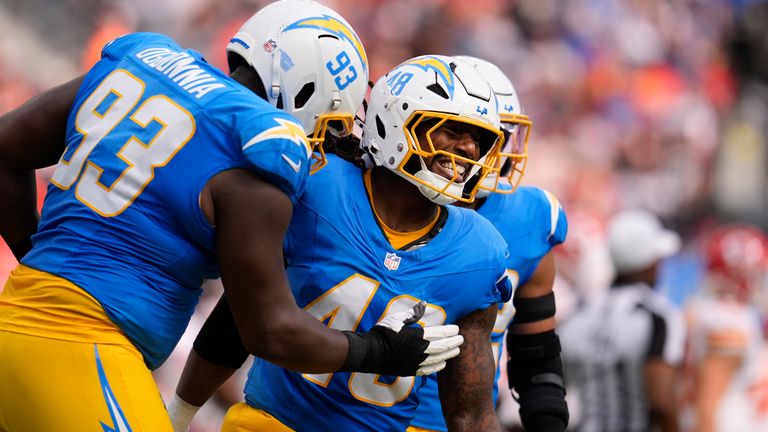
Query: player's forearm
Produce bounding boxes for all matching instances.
[176,349,238,407]
[656,410,680,432]
[695,355,735,432]
[0,76,84,259]
[507,289,569,431]
[0,105,40,254]
[439,306,500,431]
[0,168,38,259]
[446,407,500,431]
[244,303,349,372]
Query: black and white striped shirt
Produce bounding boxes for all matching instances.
[559,282,686,432]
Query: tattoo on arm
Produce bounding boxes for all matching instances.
[438,305,500,432]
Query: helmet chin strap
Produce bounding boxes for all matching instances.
[269,52,281,101]
[413,170,460,205]
[475,173,497,199]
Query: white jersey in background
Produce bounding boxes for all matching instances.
[559,282,686,432]
[679,295,767,432]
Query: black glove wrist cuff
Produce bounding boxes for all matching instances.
[338,325,427,376]
[338,331,370,372]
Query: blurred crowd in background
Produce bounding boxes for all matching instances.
[0,0,766,430]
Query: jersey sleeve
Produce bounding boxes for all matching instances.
[645,297,686,366]
[701,301,756,356]
[495,269,513,303]
[537,188,568,247]
[477,214,514,307]
[226,100,312,203]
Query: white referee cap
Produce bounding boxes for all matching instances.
[608,208,681,274]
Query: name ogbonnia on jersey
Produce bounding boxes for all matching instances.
[136,48,225,99]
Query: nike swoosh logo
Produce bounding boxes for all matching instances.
[282,154,302,173]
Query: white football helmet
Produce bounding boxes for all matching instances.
[454,56,531,197]
[360,55,504,205]
[227,0,368,172]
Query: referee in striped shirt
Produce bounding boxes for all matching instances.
[559,209,686,432]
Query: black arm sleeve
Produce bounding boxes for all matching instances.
[193,295,250,369]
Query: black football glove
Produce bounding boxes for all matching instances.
[339,301,464,376]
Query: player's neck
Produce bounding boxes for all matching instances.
[454,197,485,210]
[368,167,440,232]
[230,66,267,99]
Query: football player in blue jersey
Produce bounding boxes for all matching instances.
[408,56,570,432]
[169,55,516,431]
[0,1,462,430]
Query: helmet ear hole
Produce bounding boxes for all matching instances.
[276,93,284,109]
[375,115,386,139]
[294,82,315,109]
[426,83,449,99]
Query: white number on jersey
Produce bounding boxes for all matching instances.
[302,274,446,406]
[51,69,194,216]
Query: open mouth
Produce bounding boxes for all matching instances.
[433,158,468,183]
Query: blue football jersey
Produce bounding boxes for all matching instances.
[242,155,511,431]
[22,32,312,369]
[411,185,568,431]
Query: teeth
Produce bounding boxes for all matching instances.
[438,161,466,178]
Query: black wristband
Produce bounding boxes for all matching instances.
[8,236,32,262]
[512,292,556,324]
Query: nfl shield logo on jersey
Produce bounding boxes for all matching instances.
[384,252,401,271]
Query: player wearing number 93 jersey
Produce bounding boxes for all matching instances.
[21,31,315,367]
[0,2,455,430]
[0,31,319,431]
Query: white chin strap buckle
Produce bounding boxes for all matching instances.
[270,52,281,100]
[331,90,341,110]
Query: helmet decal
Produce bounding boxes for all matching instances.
[284,15,368,75]
[360,55,504,205]
[398,56,455,99]
[279,50,295,71]
[454,55,530,196]
[229,37,250,49]
[226,1,368,173]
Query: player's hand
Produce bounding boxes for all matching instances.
[375,302,463,375]
[339,301,464,376]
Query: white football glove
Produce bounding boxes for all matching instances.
[376,301,464,376]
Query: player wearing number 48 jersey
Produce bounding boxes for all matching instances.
[171,54,514,432]
[0,1,462,431]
